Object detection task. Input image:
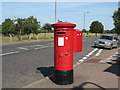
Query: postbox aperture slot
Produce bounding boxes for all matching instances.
[57,32,66,34]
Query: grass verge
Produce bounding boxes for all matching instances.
[1,33,117,44]
[1,33,54,44]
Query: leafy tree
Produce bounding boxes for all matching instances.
[41,23,52,38]
[89,21,104,36]
[32,17,40,40]
[15,18,25,40]
[2,18,14,42]
[82,29,86,33]
[110,28,116,34]
[104,30,110,34]
[24,16,40,40]
[0,25,2,33]
[113,8,120,34]
[42,23,52,32]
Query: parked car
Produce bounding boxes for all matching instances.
[94,35,118,50]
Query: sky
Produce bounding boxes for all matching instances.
[2,2,119,30]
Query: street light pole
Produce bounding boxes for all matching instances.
[83,13,86,29]
[55,0,57,23]
[83,12,89,30]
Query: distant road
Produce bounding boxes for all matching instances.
[2,37,117,88]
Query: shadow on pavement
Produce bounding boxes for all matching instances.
[104,60,120,77]
[36,66,55,83]
[104,39,120,76]
[72,82,106,90]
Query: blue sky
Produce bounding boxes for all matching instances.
[2,2,118,30]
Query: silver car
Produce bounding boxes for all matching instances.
[94,35,118,50]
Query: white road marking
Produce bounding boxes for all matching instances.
[24,45,43,47]
[86,54,90,57]
[0,51,19,56]
[78,48,98,62]
[88,48,98,56]
[82,57,87,60]
[95,49,103,56]
[35,46,49,50]
[51,43,54,45]
[79,59,84,62]
[18,47,28,50]
[50,45,54,47]
[76,62,80,65]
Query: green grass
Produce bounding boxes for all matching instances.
[1,32,117,44]
[83,33,116,37]
[2,33,54,44]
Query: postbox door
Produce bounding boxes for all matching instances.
[55,30,73,71]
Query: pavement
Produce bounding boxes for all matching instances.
[23,59,119,89]
[23,45,119,89]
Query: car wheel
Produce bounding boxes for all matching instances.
[94,44,97,48]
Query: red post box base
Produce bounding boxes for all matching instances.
[54,69,73,85]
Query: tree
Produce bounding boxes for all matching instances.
[82,29,86,33]
[104,30,110,34]
[42,23,52,32]
[0,25,1,38]
[2,18,14,42]
[113,8,120,34]
[89,21,104,36]
[15,18,25,40]
[110,28,116,34]
[41,23,52,38]
[32,17,40,40]
[23,16,40,40]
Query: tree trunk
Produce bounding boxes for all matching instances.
[20,35,22,41]
[9,34,12,43]
[18,34,20,41]
[33,34,35,39]
[19,29,22,41]
[36,34,39,40]
[95,33,97,37]
[28,34,31,40]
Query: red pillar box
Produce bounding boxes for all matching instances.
[52,22,76,85]
[73,29,82,52]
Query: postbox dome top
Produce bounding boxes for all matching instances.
[52,22,76,28]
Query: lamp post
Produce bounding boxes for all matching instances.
[55,0,57,23]
[83,12,89,30]
[83,12,89,37]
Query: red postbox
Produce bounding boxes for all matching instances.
[52,22,76,85]
[73,29,82,52]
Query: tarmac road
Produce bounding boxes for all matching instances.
[2,37,118,88]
